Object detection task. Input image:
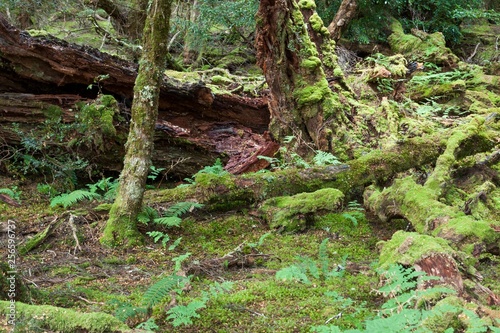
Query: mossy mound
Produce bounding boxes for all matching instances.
[259,188,344,232]
[388,20,459,66]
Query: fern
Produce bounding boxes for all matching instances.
[50,189,101,208]
[313,151,342,166]
[137,206,160,224]
[146,231,170,247]
[276,239,346,284]
[276,264,311,284]
[141,275,189,308]
[49,177,118,208]
[164,202,204,218]
[167,300,206,327]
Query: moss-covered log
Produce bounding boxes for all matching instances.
[377,231,499,305]
[365,116,499,255]
[146,131,460,209]
[0,300,131,332]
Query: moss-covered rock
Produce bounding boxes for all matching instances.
[388,20,459,66]
[259,188,344,232]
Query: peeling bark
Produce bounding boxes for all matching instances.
[327,0,358,41]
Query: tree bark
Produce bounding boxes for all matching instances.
[327,0,358,41]
[255,0,350,155]
[101,0,173,247]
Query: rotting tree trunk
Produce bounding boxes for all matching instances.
[327,0,358,41]
[255,0,350,154]
[0,14,274,178]
[101,0,173,247]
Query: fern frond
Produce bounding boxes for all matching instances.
[153,216,182,227]
[137,206,160,224]
[167,300,206,327]
[276,265,311,284]
[164,202,204,218]
[142,275,189,308]
[50,190,101,208]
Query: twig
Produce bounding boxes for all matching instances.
[325,312,342,324]
[68,214,82,254]
[466,43,481,62]
[75,295,105,305]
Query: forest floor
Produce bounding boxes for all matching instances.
[1,12,500,333]
[0,170,499,332]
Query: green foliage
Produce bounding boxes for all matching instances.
[166,300,206,327]
[141,274,190,308]
[310,264,460,332]
[110,299,149,323]
[135,317,159,332]
[50,177,118,208]
[259,137,342,170]
[179,159,228,187]
[172,0,258,53]
[36,183,60,198]
[276,239,347,284]
[8,121,89,188]
[0,186,22,202]
[166,281,233,327]
[316,0,483,44]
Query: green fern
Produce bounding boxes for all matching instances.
[50,177,118,208]
[141,275,190,308]
[138,206,160,224]
[313,150,341,166]
[50,189,101,208]
[167,301,206,327]
[164,202,204,218]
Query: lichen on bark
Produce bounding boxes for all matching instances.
[101,0,173,247]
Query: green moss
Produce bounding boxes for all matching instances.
[210,75,233,85]
[0,300,130,332]
[301,56,322,71]
[297,0,316,10]
[309,13,324,33]
[259,188,344,232]
[387,20,459,65]
[294,78,331,108]
[377,231,458,269]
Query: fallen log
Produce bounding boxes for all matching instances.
[0,14,274,177]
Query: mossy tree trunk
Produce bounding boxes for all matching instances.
[255,0,350,155]
[101,0,173,247]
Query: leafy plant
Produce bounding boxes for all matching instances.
[311,264,462,332]
[276,239,347,284]
[142,274,190,308]
[179,159,228,187]
[50,177,118,208]
[0,186,22,202]
[166,281,233,327]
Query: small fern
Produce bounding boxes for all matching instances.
[141,274,190,308]
[50,189,101,208]
[167,300,206,327]
[313,150,342,166]
[50,177,118,208]
[276,239,346,284]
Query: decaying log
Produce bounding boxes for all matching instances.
[0,14,273,177]
[147,132,455,209]
[365,117,499,255]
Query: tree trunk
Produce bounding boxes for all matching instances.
[255,0,350,155]
[327,0,358,41]
[101,0,173,247]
